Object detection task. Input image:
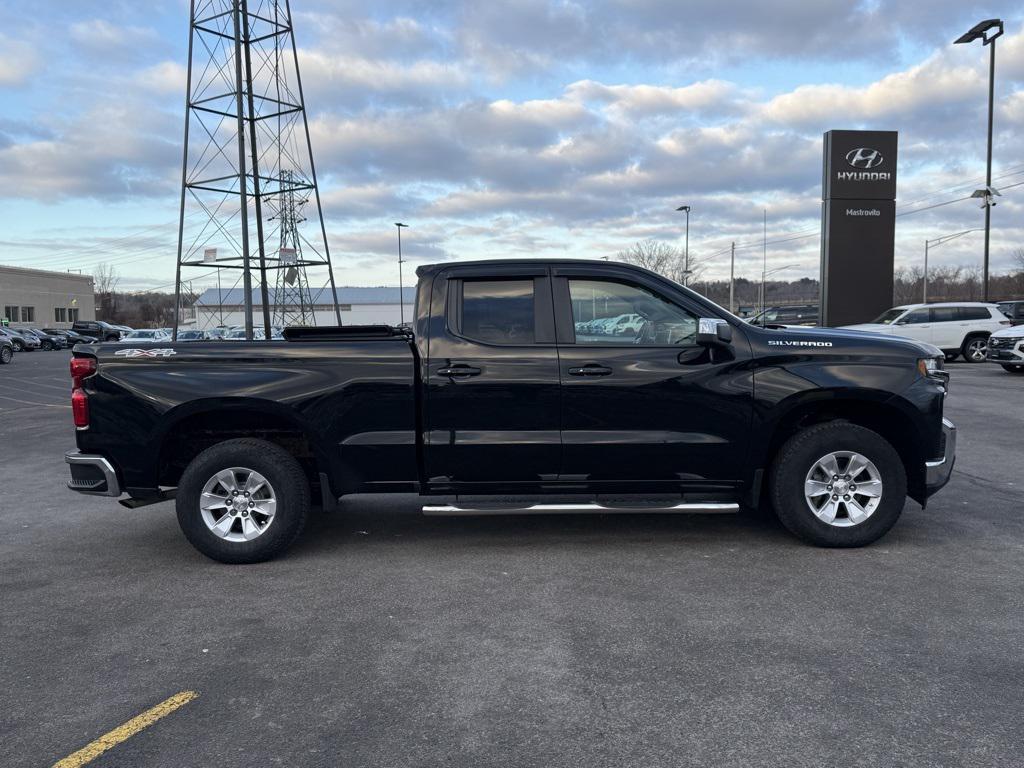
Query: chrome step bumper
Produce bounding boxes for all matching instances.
[65,451,122,497]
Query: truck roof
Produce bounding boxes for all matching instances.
[416,258,650,277]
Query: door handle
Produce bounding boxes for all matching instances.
[568,365,612,376]
[437,365,481,378]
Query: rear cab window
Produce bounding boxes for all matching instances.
[450,278,541,346]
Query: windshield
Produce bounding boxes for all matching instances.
[127,330,160,338]
[870,308,907,325]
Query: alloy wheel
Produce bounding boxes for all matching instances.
[199,467,277,542]
[804,451,883,527]
[966,338,988,362]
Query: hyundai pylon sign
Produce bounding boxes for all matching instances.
[820,129,898,327]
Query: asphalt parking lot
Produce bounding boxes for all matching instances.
[2,350,1022,767]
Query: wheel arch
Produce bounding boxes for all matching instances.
[156,398,335,495]
[757,393,926,506]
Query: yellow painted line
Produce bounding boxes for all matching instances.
[52,690,198,768]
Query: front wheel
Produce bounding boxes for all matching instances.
[12,340,24,352]
[176,438,310,563]
[769,422,907,547]
[0,346,12,364]
[961,335,989,363]
[1001,364,1024,374]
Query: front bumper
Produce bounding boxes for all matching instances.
[924,418,956,496]
[986,340,1024,364]
[65,451,122,497]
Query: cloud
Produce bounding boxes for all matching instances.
[0,33,42,86]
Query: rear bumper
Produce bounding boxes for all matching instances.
[65,451,122,497]
[924,418,956,496]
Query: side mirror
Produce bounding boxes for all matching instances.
[696,317,732,346]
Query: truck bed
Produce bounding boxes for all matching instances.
[73,332,419,498]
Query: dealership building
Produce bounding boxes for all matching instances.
[194,286,416,328]
[0,265,96,328]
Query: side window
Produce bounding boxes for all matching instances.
[930,307,958,323]
[458,279,535,345]
[568,279,697,345]
[957,307,990,321]
[900,309,930,324]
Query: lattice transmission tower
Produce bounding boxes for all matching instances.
[271,169,313,326]
[172,0,340,340]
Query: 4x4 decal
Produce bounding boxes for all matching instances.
[113,348,178,358]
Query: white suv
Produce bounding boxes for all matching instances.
[986,326,1024,373]
[841,302,1010,362]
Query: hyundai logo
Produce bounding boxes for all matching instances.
[845,148,884,169]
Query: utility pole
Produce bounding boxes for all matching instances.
[924,239,929,304]
[760,209,768,315]
[730,242,735,314]
[395,223,409,326]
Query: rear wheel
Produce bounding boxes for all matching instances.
[0,346,12,364]
[176,438,309,564]
[770,422,907,547]
[961,335,989,363]
[1001,364,1024,374]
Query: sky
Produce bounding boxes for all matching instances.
[0,0,1022,292]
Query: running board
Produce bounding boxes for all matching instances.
[422,502,739,516]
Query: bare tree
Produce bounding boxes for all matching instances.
[93,263,120,295]
[614,239,703,285]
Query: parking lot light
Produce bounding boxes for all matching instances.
[955,18,1003,302]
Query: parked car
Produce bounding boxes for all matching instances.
[43,328,95,345]
[205,328,228,340]
[841,302,1010,362]
[996,300,1024,326]
[747,304,819,327]
[0,335,13,364]
[72,320,123,342]
[66,259,955,563]
[986,325,1024,373]
[20,328,67,350]
[0,326,40,351]
[114,329,171,343]
[175,329,208,341]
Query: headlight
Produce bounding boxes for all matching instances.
[917,357,942,377]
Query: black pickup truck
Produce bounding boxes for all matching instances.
[65,260,955,563]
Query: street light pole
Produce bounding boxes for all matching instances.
[676,205,690,285]
[395,222,408,326]
[955,18,1003,302]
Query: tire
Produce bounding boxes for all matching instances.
[769,422,907,547]
[12,340,23,352]
[961,334,989,363]
[176,438,309,564]
[41,340,53,351]
[1001,364,1024,374]
[0,346,12,364]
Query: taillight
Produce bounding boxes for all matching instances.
[70,356,96,388]
[72,388,89,427]
[70,357,96,428]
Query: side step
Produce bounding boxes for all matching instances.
[422,501,739,516]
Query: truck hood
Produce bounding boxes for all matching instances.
[990,325,1024,339]
[838,323,896,334]
[757,325,941,358]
